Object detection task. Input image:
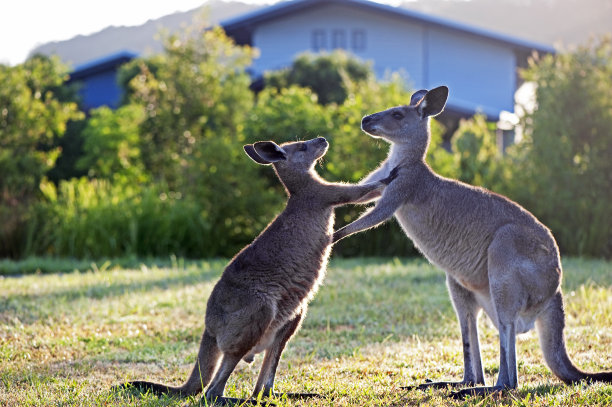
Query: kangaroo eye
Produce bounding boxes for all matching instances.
[299,143,307,151]
[392,112,404,120]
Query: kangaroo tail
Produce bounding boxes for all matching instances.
[124,329,221,396]
[536,291,612,384]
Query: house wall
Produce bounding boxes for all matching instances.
[77,69,123,111]
[251,2,518,118]
[252,3,425,85]
[427,29,516,115]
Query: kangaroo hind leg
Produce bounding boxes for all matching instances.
[122,329,221,397]
[408,274,485,391]
[252,311,320,400]
[452,232,527,398]
[202,303,275,405]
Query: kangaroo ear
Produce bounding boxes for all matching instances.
[410,89,428,106]
[253,141,287,163]
[244,144,272,165]
[417,86,449,118]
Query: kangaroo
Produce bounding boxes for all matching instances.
[333,86,612,397]
[121,137,395,405]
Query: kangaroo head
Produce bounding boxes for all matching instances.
[361,86,448,159]
[244,137,329,192]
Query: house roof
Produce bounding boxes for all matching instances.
[222,0,555,54]
[69,50,138,80]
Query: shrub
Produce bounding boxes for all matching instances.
[77,105,148,184]
[450,114,506,190]
[507,37,612,257]
[0,55,82,257]
[265,50,373,105]
[26,179,209,258]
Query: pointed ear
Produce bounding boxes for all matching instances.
[417,86,449,118]
[410,89,428,106]
[253,141,287,163]
[244,144,272,165]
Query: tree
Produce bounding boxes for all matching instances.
[118,25,280,256]
[265,50,373,105]
[508,37,612,257]
[0,55,82,257]
[124,26,255,190]
[77,105,147,184]
[451,114,504,190]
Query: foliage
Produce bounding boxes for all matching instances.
[1,257,611,405]
[78,105,148,184]
[449,114,506,190]
[19,26,281,259]
[46,118,89,183]
[265,50,373,105]
[25,179,208,258]
[124,26,255,189]
[0,55,82,257]
[508,37,612,257]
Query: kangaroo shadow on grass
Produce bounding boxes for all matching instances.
[0,265,223,324]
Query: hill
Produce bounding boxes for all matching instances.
[30,0,265,67]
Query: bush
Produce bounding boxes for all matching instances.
[265,50,373,105]
[507,37,612,257]
[450,114,506,190]
[26,179,209,258]
[78,105,148,183]
[0,55,82,257]
[21,25,282,259]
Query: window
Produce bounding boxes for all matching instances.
[332,29,347,49]
[351,29,366,52]
[312,30,326,51]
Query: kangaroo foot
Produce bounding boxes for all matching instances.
[450,385,506,399]
[403,378,481,391]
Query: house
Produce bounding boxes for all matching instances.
[222,0,554,124]
[68,50,137,111]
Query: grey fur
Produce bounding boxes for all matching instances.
[123,137,391,403]
[333,86,612,396]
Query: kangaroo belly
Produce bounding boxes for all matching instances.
[394,205,490,289]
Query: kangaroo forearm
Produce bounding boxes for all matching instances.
[351,189,382,204]
[330,182,383,205]
[333,203,396,242]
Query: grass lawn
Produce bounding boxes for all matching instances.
[0,256,611,406]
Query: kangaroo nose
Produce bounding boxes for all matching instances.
[362,115,372,126]
[316,137,327,144]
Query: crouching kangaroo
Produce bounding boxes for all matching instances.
[333,86,612,397]
[120,137,395,404]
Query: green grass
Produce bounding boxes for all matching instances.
[0,257,611,406]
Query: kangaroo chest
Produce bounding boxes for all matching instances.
[393,203,490,291]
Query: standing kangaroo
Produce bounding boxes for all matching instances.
[333,86,612,397]
[122,137,394,404]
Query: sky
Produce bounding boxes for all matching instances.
[0,0,406,66]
